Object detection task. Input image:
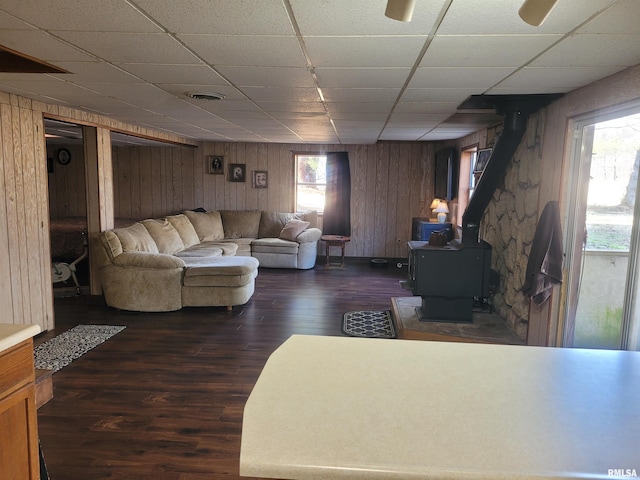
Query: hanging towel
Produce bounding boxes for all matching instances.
[523,200,563,306]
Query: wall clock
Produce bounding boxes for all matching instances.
[57,148,71,165]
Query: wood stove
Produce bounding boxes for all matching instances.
[406,93,563,323]
[408,240,491,322]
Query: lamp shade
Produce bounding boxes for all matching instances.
[429,198,440,210]
[434,202,449,214]
[385,0,416,22]
[435,201,449,224]
[518,0,558,26]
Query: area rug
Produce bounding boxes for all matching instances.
[342,310,397,339]
[34,324,126,373]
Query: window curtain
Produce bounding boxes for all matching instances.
[323,152,351,236]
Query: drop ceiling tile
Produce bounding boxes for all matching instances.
[0,77,93,97]
[178,35,305,67]
[134,0,293,35]
[496,66,625,91]
[322,88,400,103]
[329,111,388,121]
[304,36,427,68]
[408,67,515,89]
[158,84,245,101]
[420,128,477,140]
[0,0,161,33]
[578,0,640,34]
[394,102,460,114]
[387,113,450,128]
[0,29,96,62]
[267,111,327,121]
[49,62,141,82]
[194,100,265,114]
[0,11,32,29]
[54,32,200,64]
[325,102,394,114]
[315,68,411,88]
[379,128,429,141]
[255,101,328,113]
[239,86,321,103]
[290,0,446,35]
[436,0,618,35]
[120,64,228,85]
[400,88,476,103]
[529,35,640,68]
[422,35,562,68]
[216,66,316,88]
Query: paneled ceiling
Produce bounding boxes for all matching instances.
[1,0,638,144]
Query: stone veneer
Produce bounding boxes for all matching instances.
[479,110,546,340]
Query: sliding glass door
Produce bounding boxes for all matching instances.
[564,109,640,350]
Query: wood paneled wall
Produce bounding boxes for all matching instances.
[47,143,86,219]
[112,141,436,259]
[0,91,193,331]
[0,93,53,330]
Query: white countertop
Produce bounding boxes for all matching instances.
[0,324,41,353]
[240,335,640,480]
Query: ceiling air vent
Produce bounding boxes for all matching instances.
[186,92,225,101]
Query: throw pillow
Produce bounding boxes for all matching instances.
[279,219,310,241]
[258,211,297,238]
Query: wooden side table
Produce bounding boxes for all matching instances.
[321,235,350,267]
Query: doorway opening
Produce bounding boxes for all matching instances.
[564,109,640,350]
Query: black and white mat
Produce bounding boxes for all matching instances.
[342,310,397,339]
[34,324,126,373]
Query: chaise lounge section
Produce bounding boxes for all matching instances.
[95,210,321,312]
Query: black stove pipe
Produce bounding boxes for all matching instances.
[461,108,529,245]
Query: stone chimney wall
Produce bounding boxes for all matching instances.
[480,110,546,340]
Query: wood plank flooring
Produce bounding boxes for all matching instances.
[36,261,410,480]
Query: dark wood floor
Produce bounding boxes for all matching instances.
[37,260,410,480]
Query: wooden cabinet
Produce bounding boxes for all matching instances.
[412,218,453,241]
[0,339,40,480]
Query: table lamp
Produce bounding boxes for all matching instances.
[435,201,449,224]
[429,198,440,222]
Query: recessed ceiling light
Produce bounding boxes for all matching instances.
[186,92,225,100]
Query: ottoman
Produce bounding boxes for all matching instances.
[181,256,260,310]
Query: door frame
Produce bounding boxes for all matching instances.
[560,101,640,349]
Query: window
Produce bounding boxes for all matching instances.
[455,146,478,226]
[295,154,326,213]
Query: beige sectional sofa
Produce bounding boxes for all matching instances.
[96,210,322,312]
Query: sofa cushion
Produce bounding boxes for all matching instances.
[220,210,261,239]
[220,238,252,256]
[167,214,200,249]
[182,256,259,287]
[175,241,238,257]
[300,210,318,228]
[251,238,299,255]
[113,223,159,254]
[258,211,298,238]
[142,218,184,254]
[279,219,310,241]
[175,245,224,258]
[183,210,225,241]
[101,230,124,260]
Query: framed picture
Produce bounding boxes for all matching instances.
[229,163,246,182]
[474,148,492,173]
[253,171,268,188]
[207,155,224,174]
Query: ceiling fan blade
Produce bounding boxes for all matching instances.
[385,0,416,22]
[519,0,559,26]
